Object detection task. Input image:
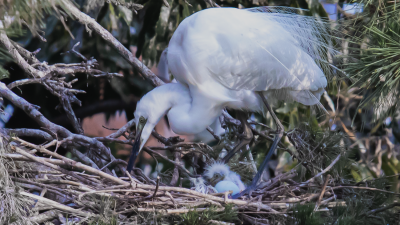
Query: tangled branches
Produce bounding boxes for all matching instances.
[1,129,399,224]
[0,1,399,224]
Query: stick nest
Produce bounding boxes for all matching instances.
[1,124,399,225]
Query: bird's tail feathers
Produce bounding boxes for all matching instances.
[262,89,329,116]
[247,6,341,81]
[308,90,329,115]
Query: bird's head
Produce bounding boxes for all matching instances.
[132,100,158,155]
[128,83,183,171]
[127,85,177,172]
[204,162,231,186]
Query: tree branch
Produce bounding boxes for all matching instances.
[0,81,124,173]
[4,128,53,141]
[62,0,164,87]
[0,31,44,78]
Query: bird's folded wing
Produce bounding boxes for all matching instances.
[196,7,336,93]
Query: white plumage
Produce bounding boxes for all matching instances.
[215,181,241,195]
[127,7,337,190]
[189,176,218,194]
[204,162,246,193]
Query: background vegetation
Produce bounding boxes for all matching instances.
[1,0,400,224]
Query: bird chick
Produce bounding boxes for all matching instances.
[204,162,245,195]
[189,176,217,194]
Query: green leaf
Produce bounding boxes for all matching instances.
[0,66,9,80]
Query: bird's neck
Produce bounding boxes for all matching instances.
[165,85,223,135]
[144,83,223,135]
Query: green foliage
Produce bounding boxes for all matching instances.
[286,186,398,225]
[345,14,400,119]
[0,0,71,34]
[179,204,238,225]
[87,216,118,225]
[287,122,354,181]
[80,195,120,225]
[342,0,400,120]
[287,203,325,225]
[0,66,10,80]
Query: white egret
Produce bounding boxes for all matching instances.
[127,6,337,197]
[204,162,246,195]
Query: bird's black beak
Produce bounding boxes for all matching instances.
[126,123,145,173]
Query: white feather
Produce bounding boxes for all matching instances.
[168,7,337,108]
[204,161,246,192]
[133,7,337,157]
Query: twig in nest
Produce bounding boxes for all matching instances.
[301,154,341,186]
[331,186,400,195]
[365,202,400,215]
[315,174,331,211]
[152,176,160,200]
[144,147,193,177]
[207,127,221,142]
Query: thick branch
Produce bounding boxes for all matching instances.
[0,31,44,78]
[29,210,59,224]
[4,128,53,141]
[62,0,164,87]
[60,93,83,134]
[7,78,42,89]
[69,148,99,169]
[0,81,121,171]
[0,82,70,137]
[10,41,41,64]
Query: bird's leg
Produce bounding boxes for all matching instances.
[222,111,253,163]
[233,92,284,199]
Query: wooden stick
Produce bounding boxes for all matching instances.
[21,191,93,217]
[152,176,160,200]
[301,154,340,186]
[331,186,400,195]
[315,174,331,211]
[11,145,99,187]
[9,145,129,185]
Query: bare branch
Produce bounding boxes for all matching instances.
[144,147,194,177]
[365,203,400,215]
[62,0,164,87]
[301,154,341,186]
[106,119,135,139]
[7,78,43,90]
[0,31,44,78]
[10,41,41,64]
[4,128,53,141]
[0,81,123,172]
[60,93,83,134]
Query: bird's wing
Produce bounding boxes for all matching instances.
[203,7,337,93]
[157,48,170,82]
[167,7,339,107]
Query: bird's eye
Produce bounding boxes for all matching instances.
[139,116,146,124]
[215,174,220,178]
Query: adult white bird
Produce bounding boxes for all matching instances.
[204,162,246,195]
[127,6,337,197]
